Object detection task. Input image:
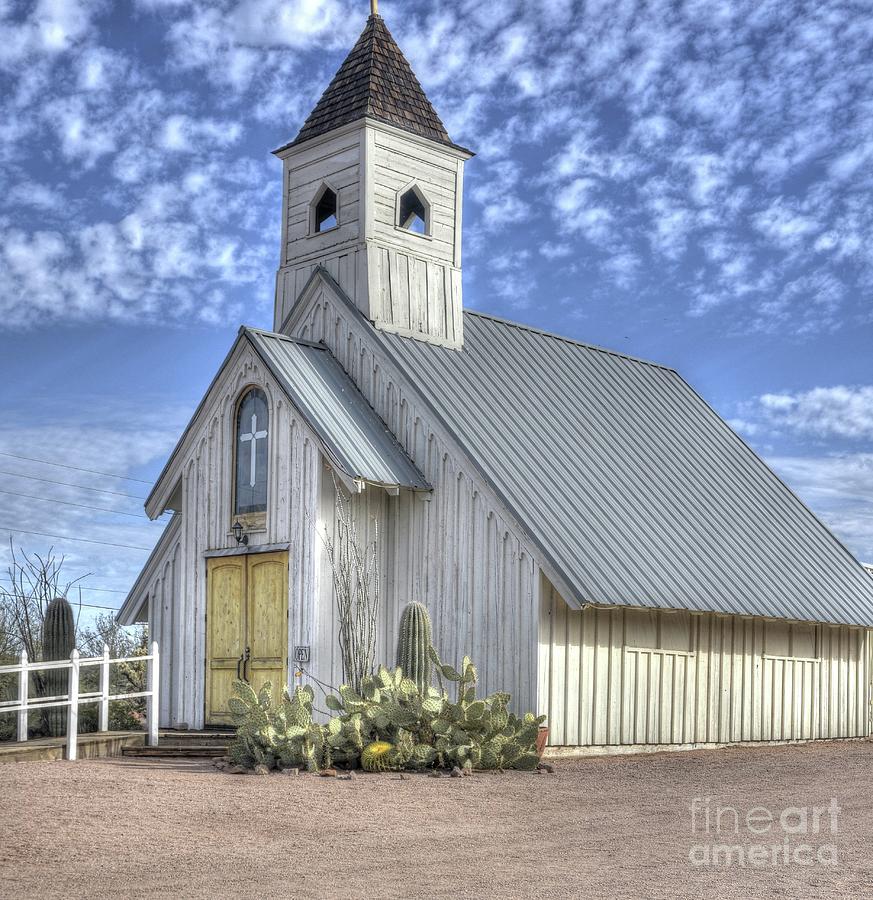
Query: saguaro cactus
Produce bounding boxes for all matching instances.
[396,601,432,694]
[42,596,75,737]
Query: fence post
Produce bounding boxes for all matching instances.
[147,640,159,748]
[99,643,110,733]
[66,650,80,761]
[17,649,28,743]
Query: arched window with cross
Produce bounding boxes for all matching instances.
[234,387,269,516]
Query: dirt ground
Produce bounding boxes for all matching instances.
[1,740,872,899]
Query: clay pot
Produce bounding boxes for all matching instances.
[536,726,550,758]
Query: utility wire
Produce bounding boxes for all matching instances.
[0,452,153,484]
[0,579,129,595]
[0,528,153,552]
[1,598,134,634]
[0,470,148,501]
[0,489,159,521]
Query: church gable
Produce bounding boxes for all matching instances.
[146,325,427,521]
[146,332,284,521]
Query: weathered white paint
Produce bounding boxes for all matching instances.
[290,279,541,713]
[98,644,110,733]
[127,341,325,729]
[538,575,871,747]
[274,119,471,349]
[0,645,160,758]
[126,270,873,745]
[125,307,540,723]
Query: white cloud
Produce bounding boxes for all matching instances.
[0,0,101,67]
[767,453,873,563]
[0,157,272,327]
[1,0,873,336]
[4,182,64,212]
[159,115,243,152]
[539,241,572,260]
[0,401,190,616]
[746,386,873,441]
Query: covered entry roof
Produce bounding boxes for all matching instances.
[144,326,428,519]
[371,309,873,628]
[246,328,429,492]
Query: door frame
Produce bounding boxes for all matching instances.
[204,548,290,726]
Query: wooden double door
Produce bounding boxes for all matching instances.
[206,551,288,725]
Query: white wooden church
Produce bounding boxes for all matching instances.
[119,11,873,750]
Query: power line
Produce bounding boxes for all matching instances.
[0,489,157,520]
[1,598,134,634]
[0,470,148,501]
[0,579,129,595]
[0,451,153,484]
[0,528,153,552]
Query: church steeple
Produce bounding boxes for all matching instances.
[277,14,460,153]
[273,12,473,349]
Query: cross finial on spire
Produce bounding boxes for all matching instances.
[370,0,378,15]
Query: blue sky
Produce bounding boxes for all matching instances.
[1,0,872,625]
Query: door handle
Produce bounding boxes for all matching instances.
[236,652,245,681]
[243,646,251,683]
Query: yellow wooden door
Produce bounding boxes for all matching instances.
[246,552,289,700]
[206,552,288,725]
[206,557,246,726]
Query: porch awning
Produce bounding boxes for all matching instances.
[246,328,429,492]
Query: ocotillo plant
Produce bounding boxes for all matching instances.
[42,596,75,737]
[317,475,381,695]
[396,601,433,694]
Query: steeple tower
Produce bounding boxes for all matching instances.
[273,13,473,349]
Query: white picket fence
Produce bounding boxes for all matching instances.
[0,641,160,760]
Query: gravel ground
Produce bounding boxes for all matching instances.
[1,740,872,899]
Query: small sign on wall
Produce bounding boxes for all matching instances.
[294,646,311,664]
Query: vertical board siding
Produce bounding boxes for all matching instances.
[144,344,323,729]
[293,289,540,714]
[276,124,465,347]
[146,303,540,728]
[539,576,870,746]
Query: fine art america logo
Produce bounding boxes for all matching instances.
[689,797,840,868]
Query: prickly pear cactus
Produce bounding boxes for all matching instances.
[396,602,433,695]
[226,679,324,771]
[41,596,75,737]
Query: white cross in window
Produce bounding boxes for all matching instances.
[240,414,267,487]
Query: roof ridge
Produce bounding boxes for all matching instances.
[241,325,326,350]
[463,310,677,373]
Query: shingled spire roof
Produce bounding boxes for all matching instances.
[277,14,462,152]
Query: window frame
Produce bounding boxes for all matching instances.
[231,385,270,532]
[395,181,432,239]
[622,608,696,656]
[763,621,822,662]
[309,181,340,236]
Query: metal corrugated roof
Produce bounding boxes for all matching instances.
[246,328,428,491]
[372,311,873,627]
